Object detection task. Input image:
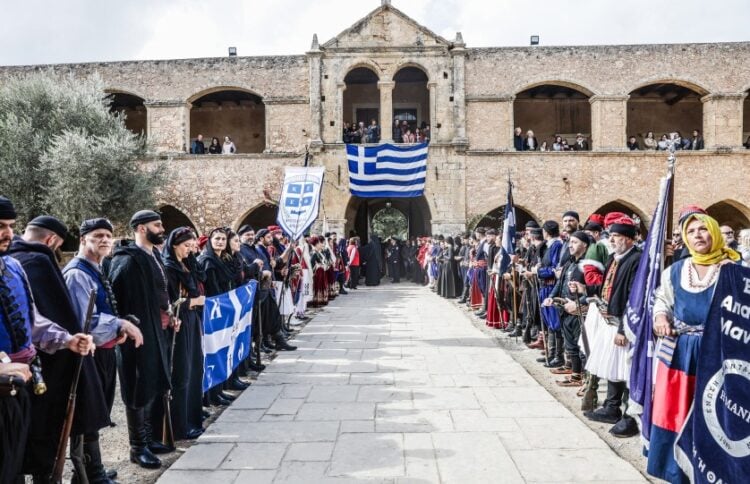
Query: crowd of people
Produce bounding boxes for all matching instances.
[513,127,709,152]
[627,130,704,151]
[342,119,432,144]
[0,195,377,483]
[410,206,747,483]
[513,128,590,151]
[190,134,237,154]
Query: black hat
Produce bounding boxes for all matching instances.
[0,197,17,220]
[529,228,543,237]
[542,220,560,237]
[475,227,487,235]
[609,220,638,239]
[562,210,580,221]
[583,221,603,232]
[570,231,591,245]
[80,218,114,236]
[255,228,270,240]
[238,224,254,236]
[28,215,68,239]
[129,210,161,229]
[525,220,540,229]
[486,228,498,235]
[170,226,196,246]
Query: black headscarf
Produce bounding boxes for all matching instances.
[198,228,239,288]
[162,227,201,298]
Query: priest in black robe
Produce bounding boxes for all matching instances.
[361,235,382,286]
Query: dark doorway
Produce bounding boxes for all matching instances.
[159,205,197,234]
[706,200,750,232]
[472,206,537,232]
[107,92,146,136]
[345,196,431,242]
[592,201,649,234]
[238,203,278,232]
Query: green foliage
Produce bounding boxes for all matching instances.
[371,207,408,240]
[0,70,164,229]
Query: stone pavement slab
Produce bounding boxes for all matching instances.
[159,284,647,483]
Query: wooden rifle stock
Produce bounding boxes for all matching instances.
[161,297,186,449]
[51,289,96,483]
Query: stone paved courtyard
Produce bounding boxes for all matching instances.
[158,283,648,483]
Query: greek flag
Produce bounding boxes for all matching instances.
[202,281,257,392]
[347,142,428,198]
[499,179,516,274]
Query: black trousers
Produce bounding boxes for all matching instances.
[349,266,360,289]
[388,262,400,282]
[560,313,582,373]
[170,310,204,439]
[94,347,117,416]
[0,388,30,483]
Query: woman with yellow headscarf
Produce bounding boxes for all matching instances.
[646,213,740,483]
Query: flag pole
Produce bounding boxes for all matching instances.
[664,143,676,266]
[508,173,519,336]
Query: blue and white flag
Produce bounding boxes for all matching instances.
[277,166,325,240]
[202,281,257,392]
[624,174,671,446]
[346,142,428,198]
[499,179,516,275]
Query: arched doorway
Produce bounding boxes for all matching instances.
[159,205,197,234]
[472,205,538,232]
[393,66,430,140]
[627,82,706,147]
[371,207,408,240]
[513,83,592,149]
[345,196,431,242]
[238,203,278,232]
[706,200,750,232]
[743,89,750,148]
[107,91,146,136]
[189,89,265,153]
[592,201,649,234]
[343,67,380,135]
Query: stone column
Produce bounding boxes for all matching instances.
[378,81,395,143]
[307,35,323,149]
[589,95,629,151]
[428,82,437,142]
[335,83,346,143]
[450,33,468,149]
[144,101,190,154]
[701,93,746,149]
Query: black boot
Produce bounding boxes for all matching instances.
[274,332,297,351]
[143,403,174,455]
[70,434,88,484]
[83,434,116,483]
[126,407,161,469]
[228,374,250,391]
[247,360,266,372]
[262,335,275,353]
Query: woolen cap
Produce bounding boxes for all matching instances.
[238,224,254,236]
[255,228,270,240]
[608,216,638,238]
[678,205,707,227]
[129,210,161,229]
[28,215,68,239]
[562,210,580,221]
[79,218,114,236]
[570,231,591,245]
[583,221,603,232]
[542,220,560,237]
[525,220,540,229]
[0,197,17,220]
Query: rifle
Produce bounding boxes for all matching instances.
[161,296,186,449]
[51,289,96,483]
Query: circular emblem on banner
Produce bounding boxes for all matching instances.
[702,358,750,458]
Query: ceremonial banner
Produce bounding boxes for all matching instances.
[498,179,516,275]
[277,166,325,241]
[675,264,750,482]
[346,142,428,198]
[624,174,671,445]
[202,281,257,392]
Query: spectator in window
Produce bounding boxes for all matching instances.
[423,125,431,143]
[343,122,353,144]
[539,141,549,152]
[744,136,750,149]
[689,129,704,150]
[573,133,589,151]
[415,128,425,143]
[738,229,750,267]
[657,134,670,151]
[356,122,367,144]
[392,120,402,143]
[366,119,380,143]
[513,127,524,151]
[191,134,206,154]
[523,129,538,151]
[222,136,236,154]
[208,137,222,154]
[350,124,361,144]
[673,131,689,150]
[642,131,657,150]
[401,121,409,141]
[552,135,564,152]
[561,139,570,151]
[627,135,640,150]
[403,129,416,144]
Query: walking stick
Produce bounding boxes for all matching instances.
[162,296,186,448]
[51,290,96,484]
[511,266,519,343]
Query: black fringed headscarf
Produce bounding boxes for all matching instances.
[162,226,201,298]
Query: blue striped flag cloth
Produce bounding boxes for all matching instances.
[346,142,428,198]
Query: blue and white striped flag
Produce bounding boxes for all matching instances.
[346,142,428,198]
[202,281,257,392]
[499,179,516,274]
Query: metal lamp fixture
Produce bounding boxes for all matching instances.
[228,46,237,56]
[530,35,540,46]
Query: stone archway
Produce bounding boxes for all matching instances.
[345,195,431,242]
[471,205,538,232]
[627,82,705,146]
[237,203,279,232]
[343,67,380,136]
[591,200,649,234]
[159,205,198,234]
[392,66,430,141]
[106,91,146,136]
[706,200,750,231]
[744,89,750,147]
[189,88,265,153]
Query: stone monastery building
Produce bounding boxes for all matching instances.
[6,0,750,237]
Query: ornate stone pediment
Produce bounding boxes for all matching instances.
[322,3,450,50]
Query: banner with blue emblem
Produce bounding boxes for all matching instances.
[202,281,257,392]
[674,263,750,482]
[277,166,325,241]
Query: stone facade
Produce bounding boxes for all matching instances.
[3,2,750,234]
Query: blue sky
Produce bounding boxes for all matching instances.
[2,0,748,65]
